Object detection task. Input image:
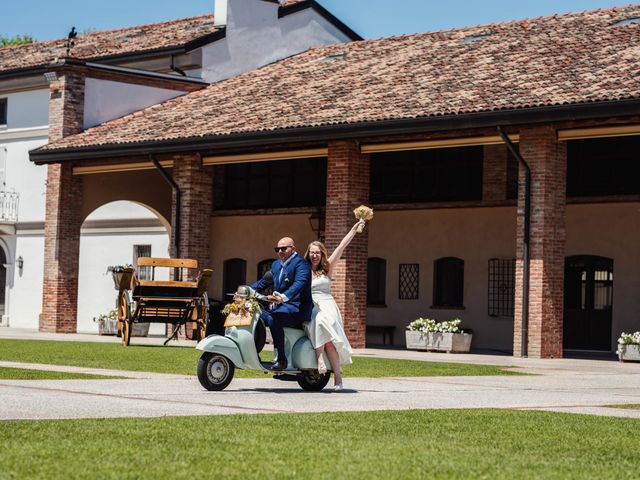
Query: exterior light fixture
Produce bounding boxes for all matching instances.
[17,256,23,270]
[308,208,325,240]
[43,71,58,83]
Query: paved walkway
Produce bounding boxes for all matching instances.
[1,328,640,421]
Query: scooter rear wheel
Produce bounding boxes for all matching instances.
[296,370,331,392]
[197,352,235,391]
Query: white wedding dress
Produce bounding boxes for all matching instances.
[304,275,353,365]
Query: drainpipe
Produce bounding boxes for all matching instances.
[151,154,181,279]
[497,126,530,357]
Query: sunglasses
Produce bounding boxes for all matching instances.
[274,246,291,252]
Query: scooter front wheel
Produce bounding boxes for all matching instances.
[197,352,235,391]
[297,370,331,392]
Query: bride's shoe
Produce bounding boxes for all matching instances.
[317,360,328,374]
[334,383,344,392]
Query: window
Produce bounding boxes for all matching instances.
[567,136,640,196]
[223,258,246,296]
[221,157,327,209]
[370,146,483,204]
[433,257,464,308]
[367,258,386,306]
[133,245,152,280]
[0,98,6,126]
[398,263,419,300]
[488,258,515,317]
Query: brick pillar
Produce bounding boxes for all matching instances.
[171,154,213,277]
[513,126,566,358]
[41,68,85,332]
[482,144,507,203]
[325,141,369,348]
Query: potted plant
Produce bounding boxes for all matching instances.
[405,317,472,353]
[617,331,640,362]
[106,264,133,291]
[94,309,118,335]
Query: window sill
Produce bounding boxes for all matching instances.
[429,305,466,310]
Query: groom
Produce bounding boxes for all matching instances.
[251,236,312,371]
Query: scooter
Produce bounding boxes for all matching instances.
[195,286,331,392]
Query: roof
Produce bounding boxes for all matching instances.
[0,15,220,76]
[35,5,640,156]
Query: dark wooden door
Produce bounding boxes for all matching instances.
[563,256,613,351]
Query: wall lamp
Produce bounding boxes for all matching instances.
[43,71,58,83]
[17,256,23,271]
[308,208,325,241]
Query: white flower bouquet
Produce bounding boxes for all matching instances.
[407,317,463,333]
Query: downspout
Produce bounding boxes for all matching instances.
[151,154,181,278]
[497,126,530,357]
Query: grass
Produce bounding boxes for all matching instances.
[1,409,639,479]
[604,404,640,410]
[0,367,121,380]
[0,339,520,377]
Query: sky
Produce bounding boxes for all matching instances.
[0,0,631,42]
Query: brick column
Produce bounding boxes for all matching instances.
[513,126,566,358]
[41,68,85,332]
[171,154,213,277]
[325,141,369,348]
[482,144,507,203]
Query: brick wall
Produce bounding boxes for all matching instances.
[171,155,213,276]
[41,69,85,332]
[514,126,567,358]
[482,144,508,203]
[325,141,369,348]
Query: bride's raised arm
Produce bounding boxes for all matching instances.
[327,220,366,277]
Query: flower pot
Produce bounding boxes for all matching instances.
[131,322,150,337]
[406,331,472,353]
[405,330,430,350]
[97,319,118,335]
[618,344,640,362]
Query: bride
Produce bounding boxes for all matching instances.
[303,219,366,391]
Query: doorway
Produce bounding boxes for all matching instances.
[563,255,613,351]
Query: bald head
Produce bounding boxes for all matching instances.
[276,237,296,261]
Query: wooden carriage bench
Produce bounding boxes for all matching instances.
[117,257,212,346]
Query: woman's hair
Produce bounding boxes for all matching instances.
[304,241,330,275]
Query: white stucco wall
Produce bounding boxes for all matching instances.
[2,89,49,129]
[202,0,353,83]
[83,78,186,129]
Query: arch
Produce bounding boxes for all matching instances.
[77,200,171,334]
[433,257,464,308]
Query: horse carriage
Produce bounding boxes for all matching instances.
[115,257,212,346]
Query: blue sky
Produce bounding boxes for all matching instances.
[0,0,629,41]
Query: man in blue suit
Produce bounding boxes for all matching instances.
[251,236,312,371]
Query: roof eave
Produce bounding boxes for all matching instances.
[29,98,640,164]
[279,0,362,41]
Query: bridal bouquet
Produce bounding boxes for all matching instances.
[353,205,374,221]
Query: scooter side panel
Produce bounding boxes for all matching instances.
[195,335,245,369]
[232,329,265,371]
[291,335,319,370]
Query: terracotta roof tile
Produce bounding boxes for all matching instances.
[42,5,640,152]
[0,15,219,74]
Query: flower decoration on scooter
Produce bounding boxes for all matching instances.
[222,286,262,326]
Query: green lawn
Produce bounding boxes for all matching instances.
[604,404,640,410]
[0,339,520,377]
[1,409,639,479]
[0,366,121,380]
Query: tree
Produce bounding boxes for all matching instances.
[0,34,35,47]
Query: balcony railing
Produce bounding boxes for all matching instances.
[0,191,19,222]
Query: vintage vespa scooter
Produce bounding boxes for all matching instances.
[196,285,331,391]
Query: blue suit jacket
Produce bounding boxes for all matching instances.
[251,253,312,320]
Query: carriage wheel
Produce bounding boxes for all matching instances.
[119,291,132,346]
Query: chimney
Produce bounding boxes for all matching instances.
[214,0,228,27]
